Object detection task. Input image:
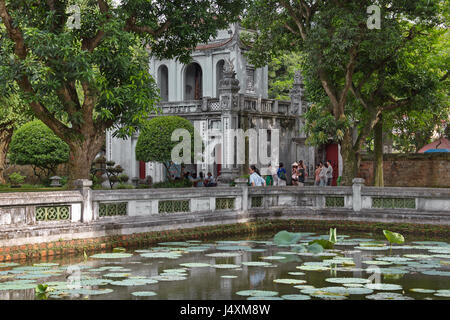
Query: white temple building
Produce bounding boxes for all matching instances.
[106,23,317,184]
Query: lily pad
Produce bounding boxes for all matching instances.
[366,292,414,300]
[131,291,157,297]
[273,231,303,245]
[140,252,182,259]
[365,283,402,291]
[110,278,158,286]
[151,275,187,281]
[179,263,211,268]
[205,252,242,258]
[236,290,279,297]
[410,288,436,293]
[260,256,286,260]
[273,279,307,284]
[288,272,305,276]
[221,275,238,279]
[434,290,450,297]
[242,262,272,267]
[211,264,241,269]
[281,294,311,300]
[90,253,133,259]
[325,277,370,284]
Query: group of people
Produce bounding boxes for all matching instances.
[314,160,333,186]
[183,171,217,187]
[248,160,335,187]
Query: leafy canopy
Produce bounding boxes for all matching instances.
[8,120,70,177]
[135,116,196,165]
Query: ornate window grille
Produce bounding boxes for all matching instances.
[158,200,190,213]
[372,198,416,209]
[325,197,345,207]
[99,202,128,217]
[35,206,71,221]
[215,198,235,210]
[251,196,263,208]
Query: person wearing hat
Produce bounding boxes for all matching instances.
[291,162,299,186]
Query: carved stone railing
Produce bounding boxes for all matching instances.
[160,101,202,114]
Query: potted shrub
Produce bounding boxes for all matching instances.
[8,172,26,188]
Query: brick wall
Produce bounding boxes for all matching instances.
[360,153,450,187]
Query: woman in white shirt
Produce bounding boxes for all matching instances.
[249,165,266,186]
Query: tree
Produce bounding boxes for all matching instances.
[268,51,304,100]
[135,116,196,181]
[0,94,32,184]
[8,120,70,181]
[0,0,244,187]
[243,0,445,185]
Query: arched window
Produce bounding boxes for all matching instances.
[216,60,225,97]
[184,63,202,100]
[157,65,169,102]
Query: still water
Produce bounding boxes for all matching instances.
[0,230,449,300]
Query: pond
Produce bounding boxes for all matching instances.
[1,230,449,300]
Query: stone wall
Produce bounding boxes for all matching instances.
[360,153,450,188]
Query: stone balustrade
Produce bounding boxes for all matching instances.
[0,180,449,246]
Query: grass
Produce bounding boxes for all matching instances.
[0,184,66,193]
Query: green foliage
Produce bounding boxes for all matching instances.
[308,239,334,250]
[306,242,324,254]
[0,1,244,181]
[383,230,405,245]
[273,230,303,245]
[152,179,193,189]
[136,116,197,172]
[8,120,69,180]
[7,172,25,185]
[329,228,337,244]
[268,51,304,100]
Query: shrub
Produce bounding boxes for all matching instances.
[8,120,69,180]
[136,116,199,180]
[8,172,26,185]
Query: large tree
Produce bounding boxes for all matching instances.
[0,0,244,187]
[243,0,445,185]
[0,94,31,184]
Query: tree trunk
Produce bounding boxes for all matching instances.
[340,129,358,186]
[66,131,105,189]
[0,127,14,185]
[373,115,384,187]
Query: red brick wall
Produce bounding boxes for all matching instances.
[360,153,450,187]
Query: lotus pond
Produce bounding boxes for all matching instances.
[1,230,449,300]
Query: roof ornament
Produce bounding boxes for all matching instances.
[223,58,235,75]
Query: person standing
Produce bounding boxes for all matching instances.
[319,161,327,186]
[265,163,274,186]
[297,162,305,187]
[326,160,333,186]
[291,162,299,186]
[314,164,321,186]
[277,162,287,186]
[272,163,279,186]
[249,165,266,186]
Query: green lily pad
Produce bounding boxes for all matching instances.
[179,263,211,268]
[236,290,279,297]
[366,292,414,300]
[434,290,450,297]
[211,264,241,269]
[242,262,273,267]
[151,275,187,281]
[102,273,131,278]
[140,252,182,259]
[273,279,307,284]
[296,265,329,271]
[288,272,305,276]
[325,277,370,284]
[293,285,315,290]
[281,294,311,300]
[110,278,158,286]
[273,231,303,245]
[216,246,252,251]
[260,256,286,260]
[131,291,157,297]
[247,296,284,300]
[90,253,133,259]
[365,283,402,291]
[205,252,242,258]
[221,275,238,279]
[410,288,436,293]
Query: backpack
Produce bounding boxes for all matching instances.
[278,168,286,180]
[265,175,273,186]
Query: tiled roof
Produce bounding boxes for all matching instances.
[195,38,233,50]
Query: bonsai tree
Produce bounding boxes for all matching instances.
[7,171,25,187]
[8,120,69,181]
[136,116,198,181]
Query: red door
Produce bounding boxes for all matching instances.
[325,143,339,186]
[139,161,146,179]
